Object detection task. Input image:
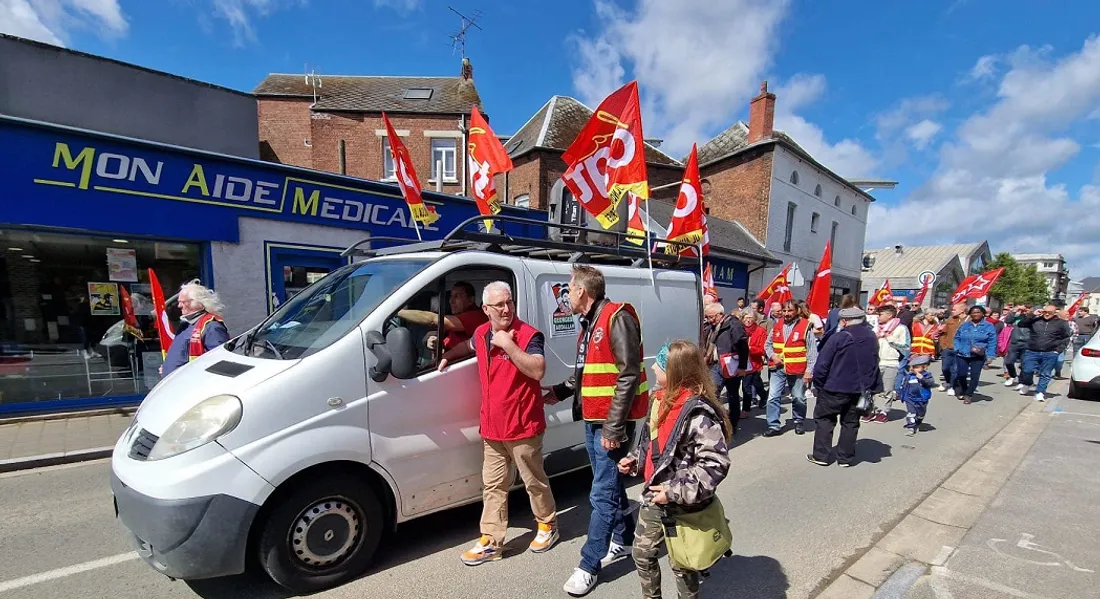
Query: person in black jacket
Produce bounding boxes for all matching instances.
[1016,305,1073,402]
[809,307,882,467]
[704,302,749,433]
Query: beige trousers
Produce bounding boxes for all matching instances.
[480,434,557,546]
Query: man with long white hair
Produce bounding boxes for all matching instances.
[160,280,229,377]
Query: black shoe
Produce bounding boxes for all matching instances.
[794,422,805,435]
[806,454,829,466]
[838,462,853,468]
[763,428,783,437]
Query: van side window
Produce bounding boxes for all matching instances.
[388,266,516,376]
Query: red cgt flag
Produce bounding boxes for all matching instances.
[625,193,647,246]
[383,112,439,227]
[561,81,649,229]
[870,280,894,307]
[702,262,717,299]
[950,268,1005,304]
[467,105,512,230]
[1068,291,1089,318]
[806,241,832,319]
[664,144,710,256]
[913,283,931,307]
[149,268,174,359]
[757,264,793,310]
[119,286,143,340]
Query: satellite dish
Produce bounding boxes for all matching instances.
[862,254,877,269]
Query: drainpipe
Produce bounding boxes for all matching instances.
[460,113,468,197]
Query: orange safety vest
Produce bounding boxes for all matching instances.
[578,302,650,421]
[188,313,224,361]
[911,321,936,356]
[771,318,811,375]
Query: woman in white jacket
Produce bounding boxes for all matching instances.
[865,304,910,423]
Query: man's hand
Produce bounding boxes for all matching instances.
[491,329,517,350]
[426,334,437,350]
[601,436,621,451]
[542,389,561,405]
[617,456,637,474]
[803,372,813,384]
[649,485,669,505]
[437,358,449,372]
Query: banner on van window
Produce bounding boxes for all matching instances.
[545,282,580,338]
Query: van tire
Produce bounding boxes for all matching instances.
[1068,380,1082,399]
[258,474,383,592]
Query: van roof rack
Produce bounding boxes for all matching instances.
[342,215,702,268]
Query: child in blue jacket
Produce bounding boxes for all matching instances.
[900,355,936,436]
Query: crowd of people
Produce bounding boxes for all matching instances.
[426,261,1087,599]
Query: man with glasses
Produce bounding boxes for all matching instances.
[1016,305,1074,402]
[438,281,559,565]
[764,299,817,436]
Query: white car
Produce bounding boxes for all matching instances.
[1069,328,1100,399]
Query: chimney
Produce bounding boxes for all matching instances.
[747,80,776,144]
[461,57,473,81]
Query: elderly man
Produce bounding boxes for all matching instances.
[546,265,648,597]
[1016,305,1074,402]
[160,281,229,377]
[764,299,817,436]
[808,307,882,467]
[439,282,558,565]
[705,302,749,427]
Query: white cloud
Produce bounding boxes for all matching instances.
[967,54,998,82]
[772,73,878,178]
[212,0,300,46]
[869,35,1100,280]
[372,0,421,13]
[0,0,127,46]
[905,119,942,150]
[569,0,790,153]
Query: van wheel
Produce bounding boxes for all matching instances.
[258,475,383,592]
[1068,380,1082,399]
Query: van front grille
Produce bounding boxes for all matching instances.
[128,429,159,461]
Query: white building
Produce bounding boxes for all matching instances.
[1012,253,1069,302]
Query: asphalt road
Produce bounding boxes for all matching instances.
[0,371,1039,599]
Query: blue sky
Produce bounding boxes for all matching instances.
[4,0,1100,275]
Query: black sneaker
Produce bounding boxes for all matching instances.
[806,454,829,466]
[794,422,805,435]
[763,428,783,437]
[838,462,853,468]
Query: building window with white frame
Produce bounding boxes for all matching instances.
[514,194,530,208]
[811,212,820,233]
[382,137,396,180]
[784,202,797,252]
[430,138,458,182]
[790,170,800,185]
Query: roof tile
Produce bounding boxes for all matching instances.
[253,74,482,114]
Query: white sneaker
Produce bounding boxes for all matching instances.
[1016,383,1026,393]
[1035,392,1046,403]
[947,388,956,397]
[1004,378,1016,387]
[563,568,597,596]
[600,541,630,567]
[937,383,947,392]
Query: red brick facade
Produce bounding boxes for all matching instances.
[258,99,466,196]
[700,147,774,242]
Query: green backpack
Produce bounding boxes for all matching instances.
[648,398,733,571]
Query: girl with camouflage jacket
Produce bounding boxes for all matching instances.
[618,340,733,599]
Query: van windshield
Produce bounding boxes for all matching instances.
[234,258,431,360]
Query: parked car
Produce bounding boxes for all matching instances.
[1069,328,1100,399]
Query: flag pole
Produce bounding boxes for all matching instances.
[699,245,705,301]
[645,196,655,286]
[410,209,423,241]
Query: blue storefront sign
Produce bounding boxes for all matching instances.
[709,258,749,293]
[0,116,543,243]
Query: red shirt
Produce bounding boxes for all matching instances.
[643,388,691,482]
[443,308,488,350]
[474,319,546,442]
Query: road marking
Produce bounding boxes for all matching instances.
[1051,410,1100,418]
[0,552,138,593]
[932,566,1059,599]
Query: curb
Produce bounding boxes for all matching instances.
[812,399,1052,599]
[0,446,114,473]
[0,406,137,426]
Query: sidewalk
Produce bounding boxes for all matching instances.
[0,409,132,472]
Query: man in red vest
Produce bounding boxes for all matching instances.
[763,299,817,436]
[438,281,558,566]
[160,281,229,377]
[545,265,649,597]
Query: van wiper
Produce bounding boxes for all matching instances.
[258,338,284,359]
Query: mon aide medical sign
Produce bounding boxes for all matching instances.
[0,118,543,242]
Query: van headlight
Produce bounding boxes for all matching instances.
[147,395,242,461]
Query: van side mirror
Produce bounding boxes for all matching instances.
[365,330,391,382]
[386,327,418,380]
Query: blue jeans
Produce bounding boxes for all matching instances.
[1021,350,1059,394]
[1056,350,1066,377]
[579,422,635,574]
[953,354,985,397]
[766,369,806,430]
[940,348,957,385]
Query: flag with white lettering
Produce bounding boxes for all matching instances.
[467,105,512,230]
[757,264,793,311]
[561,81,649,229]
[664,144,710,256]
[950,268,1005,304]
[1068,291,1088,318]
[806,241,832,319]
[625,193,646,245]
[870,280,894,307]
[383,112,439,226]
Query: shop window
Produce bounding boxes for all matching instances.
[430,139,458,182]
[387,267,515,376]
[382,137,396,181]
[0,230,201,409]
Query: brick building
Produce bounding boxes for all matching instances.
[255,58,482,197]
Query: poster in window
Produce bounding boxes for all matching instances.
[107,248,138,282]
[88,282,121,316]
[544,281,579,338]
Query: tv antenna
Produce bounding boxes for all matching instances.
[448,7,483,58]
[304,64,323,104]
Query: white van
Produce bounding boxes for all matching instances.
[110,224,703,592]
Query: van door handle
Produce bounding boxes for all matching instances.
[327,397,343,407]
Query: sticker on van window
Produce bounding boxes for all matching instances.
[547,282,580,338]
